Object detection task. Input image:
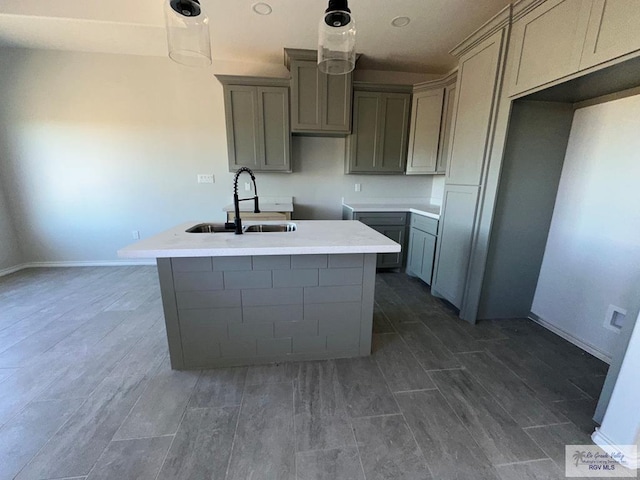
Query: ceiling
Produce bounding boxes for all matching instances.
[0,0,512,73]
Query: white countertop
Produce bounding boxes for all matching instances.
[118,220,401,258]
[343,202,441,220]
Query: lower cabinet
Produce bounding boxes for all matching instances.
[343,210,408,269]
[407,214,438,285]
[370,225,406,269]
[432,185,480,308]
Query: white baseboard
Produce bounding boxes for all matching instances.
[528,312,612,364]
[0,259,156,277]
[0,263,31,277]
[27,260,156,268]
[592,427,639,469]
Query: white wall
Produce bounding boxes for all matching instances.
[0,47,439,263]
[593,309,640,468]
[532,94,640,359]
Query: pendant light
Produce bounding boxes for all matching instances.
[164,0,212,67]
[318,0,356,75]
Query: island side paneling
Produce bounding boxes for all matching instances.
[157,253,376,369]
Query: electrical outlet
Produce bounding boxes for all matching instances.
[132,230,140,240]
[197,174,215,184]
[245,182,252,192]
[355,183,361,192]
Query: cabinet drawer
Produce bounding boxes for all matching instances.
[411,214,438,236]
[354,212,407,226]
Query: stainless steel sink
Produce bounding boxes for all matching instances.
[244,223,297,233]
[185,223,235,233]
[186,223,297,233]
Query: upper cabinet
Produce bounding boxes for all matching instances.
[437,83,456,174]
[217,76,291,173]
[346,87,411,174]
[406,72,457,175]
[406,89,443,174]
[509,0,640,97]
[285,49,353,135]
[447,29,506,185]
[509,0,592,96]
[580,0,640,70]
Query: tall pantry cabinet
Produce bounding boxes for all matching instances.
[431,7,511,310]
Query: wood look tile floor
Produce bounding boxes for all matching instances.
[0,267,609,480]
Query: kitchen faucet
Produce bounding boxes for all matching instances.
[226,167,260,234]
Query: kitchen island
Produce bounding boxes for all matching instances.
[118,220,400,369]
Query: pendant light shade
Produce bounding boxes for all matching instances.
[318,0,356,75]
[164,0,212,67]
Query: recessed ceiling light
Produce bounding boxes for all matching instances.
[252,2,272,15]
[391,16,410,27]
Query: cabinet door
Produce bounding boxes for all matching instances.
[420,233,437,285]
[432,185,480,308]
[509,0,592,96]
[436,84,456,174]
[447,29,504,186]
[406,88,445,175]
[372,225,405,269]
[348,92,381,173]
[580,0,640,69]
[377,93,411,173]
[408,227,427,277]
[224,85,260,170]
[257,87,291,172]
[322,72,353,133]
[291,60,322,132]
[408,227,437,285]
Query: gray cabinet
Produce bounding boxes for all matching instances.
[432,185,480,308]
[285,49,352,134]
[407,214,438,285]
[217,76,291,173]
[371,225,406,269]
[580,0,640,70]
[509,0,640,97]
[343,211,408,269]
[406,72,457,175]
[447,29,505,185]
[433,19,508,312]
[509,0,593,96]
[406,88,444,174]
[437,83,456,174]
[346,90,411,174]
